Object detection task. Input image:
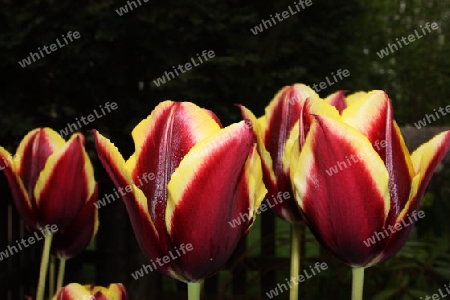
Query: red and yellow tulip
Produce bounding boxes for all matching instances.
[286,90,450,267]
[0,128,98,258]
[239,84,323,224]
[52,283,128,300]
[93,101,266,282]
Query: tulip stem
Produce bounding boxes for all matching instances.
[36,233,53,300]
[49,256,55,299]
[289,223,302,300]
[56,257,66,292]
[188,281,202,300]
[351,267,365,300]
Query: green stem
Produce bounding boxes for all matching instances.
[49,256,55,299]
[188,281,202,300]
[36,233,53,300]
[289,224,302,300]
[56,257,66,292]
[351,267,365,300]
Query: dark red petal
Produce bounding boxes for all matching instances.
[35,134,95,228]
[292,116,390,266]
[129,101,221,261]
[0,147,38,229]
[166,121,258,280]
[51,185,99,258]
[16,128,66,205]
[93,130,185,280]
[325,90,347,114]
[377,130,450,264]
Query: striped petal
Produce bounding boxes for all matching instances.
[325,90,347,114]
[291,115,390,266]
[240,106,276,193]
[53,283,128,300]
[0,146,38,228]
[166,120,265,280]
[128,101,221,255]
[16,128,66,203]
[34,133,95,228]
[52,184,99,259]
[93,130,185,279]
[342,91,415,224]
[376,130,450,264]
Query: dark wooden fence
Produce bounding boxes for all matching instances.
[1,125,449,299]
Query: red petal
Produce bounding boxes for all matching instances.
[292,116,390,266]
[34,134,95,228]
[325,90,347,114]
[0,146,38,228]
[166,121,261,280]
[52,185,99,258]
[16,128,66,204]
[93,130,185,280]
[129,101,221,258]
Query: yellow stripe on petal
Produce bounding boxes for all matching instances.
[341,90,388,135]
[292,116,390,218]
[345,91,367,106]
[93,131,161,256]
[240,105,277,185]
[393,121,415,178]
[410,130,450,174]
[282,120,300,177]
[165,121,252,232]
[245,145,267,221]
[16,128,66,163]
[405,130,450,213]
[130,101,221,174]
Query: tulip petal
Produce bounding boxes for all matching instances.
[240,106,276,191]
[34,134,95,228]
[52,184,99,259]
[93,130,186,279]
[166,120,262,280]
[325,90,347,114]
[0,146,38,228]
[342,91,414,221]
[291,116,390,265]
[129,101,221,252]
[376,130,450,264]
[16,128,66,201]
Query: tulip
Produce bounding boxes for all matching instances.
[52,283,128,300]
[287,90,450,299]
[240,84,330,300]
[93,101,266,299]
[0,128,98,300]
